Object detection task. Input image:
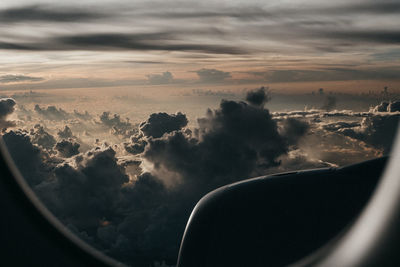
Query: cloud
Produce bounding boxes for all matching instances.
[73,110,92,120]
[0,74,43,83]
[0,5,105,23]
[12,94,307,266]
[34,104,69,120]
[280,118,309,147]
[371,102,389,112]
[189,89,236,97]
[55,140,80,158]
[321,96,337,111]
[0,98,16,129]
[38,147,129,230]
[124,137,147,155]
[370,100,400,113]
[3,93,398,266]
[139,112,188,138]
[147,71,174,85]
[339,114,399,153]
[2,130,54,186]
[30,124,56,150]
[389,100,400,112]
[143,98,303,190]
[0,33,245,54]
[311,102,400,154]
[325,1,400,15]
[0,1,399,61]
[57,125,74,139]
[322,30,400,45]
[257,68,400,83]
[195,68,232,83]
[245,86,270,107]
[99,112,135,138]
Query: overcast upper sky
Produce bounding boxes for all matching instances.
[0,0,399,92]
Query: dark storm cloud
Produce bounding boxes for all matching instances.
[0,74,43,83]
[139,112,188,138]
[0,98,16,129]
[0,33,245,54]
[55,139,80,158]
[195,68,232,83]
[245,86,270,107]
[147,71,174,85]
[0,5,105,23]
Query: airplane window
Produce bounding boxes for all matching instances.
[0,1,399,266]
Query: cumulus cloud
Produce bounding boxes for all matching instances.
[336,114,399,153]
[0,98,16,129]
[371,101,390,112]
[388,100,400,112]
[99,112,135,138]
[57,125,74,139]
[4,92,397,267]
[322,101,400,153]
[34,104,69,120]
[195,68,231,83]
[73,110,92,120]
[2,89,314,266]
[147,71,174,84]
[2,130,54,186]
[280,118,309,147]
[139,112,188,138]
[143,95,307,190]
[55,139,80,157]
[124,133,147,155]
[245,86,270,107]
[29,124,56,150]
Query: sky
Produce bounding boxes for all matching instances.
[0,0,399,94]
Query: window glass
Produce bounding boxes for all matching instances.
[0,1,399,266]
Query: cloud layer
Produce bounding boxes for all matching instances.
[1,93,399,266]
